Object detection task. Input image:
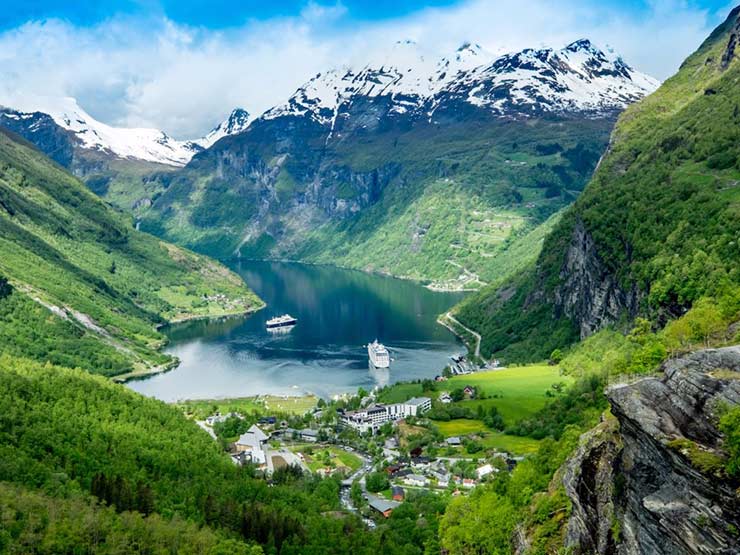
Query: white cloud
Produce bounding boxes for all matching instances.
[0,0,723,138]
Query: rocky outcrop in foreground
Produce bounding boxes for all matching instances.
[563,346,740,555]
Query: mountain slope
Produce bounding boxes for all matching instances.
[455,7,740,361]
[142,40,656,289]
[0,102,251,215]
[0,127,261,376]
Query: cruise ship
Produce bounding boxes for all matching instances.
[266,314,297,329]
[367,340,390,368]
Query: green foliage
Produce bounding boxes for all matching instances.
[507,374,608,440]
[0,289,130,375]
[667,438,726,476]
[440,427,582,554]
[0,129,261,375]
[0,482,263,555]
[366,472,390,493]
[719,407,740,478]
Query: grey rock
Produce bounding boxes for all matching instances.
[553,220,641,338]
[562,346,740,555]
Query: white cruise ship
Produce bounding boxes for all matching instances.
[368,340,390,368]
[266,314,297,329]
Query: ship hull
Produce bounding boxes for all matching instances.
[266,319,297,329]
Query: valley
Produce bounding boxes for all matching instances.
[2,3,740,555]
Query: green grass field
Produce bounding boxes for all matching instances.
[175,395,317,419]
[426,365,570,456]
[435,419,488,436]
[444,365,571,423]
[434,421,541,455]
[290,445,362,473]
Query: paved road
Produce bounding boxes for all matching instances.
[441,312,482,358]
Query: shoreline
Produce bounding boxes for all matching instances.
[230,256,481,293]
[115,301,266,383]
[155,299,266,330]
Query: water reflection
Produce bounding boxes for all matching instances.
[128,261,466,401]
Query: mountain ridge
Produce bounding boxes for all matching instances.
[140,38,657,291]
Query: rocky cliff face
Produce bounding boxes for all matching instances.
[552,220,641,338]
[562,346,740,555]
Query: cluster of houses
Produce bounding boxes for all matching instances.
[340,397,432,433]
[365,457,504,518]
[384,456,498,491]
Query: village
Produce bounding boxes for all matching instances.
[193,370,532,522]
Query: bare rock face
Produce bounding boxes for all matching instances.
[563,346,740,555]
[553,220,641,338]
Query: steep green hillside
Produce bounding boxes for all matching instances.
[455,7,740,361]
[143,116,612,289]
[0,354,446,554]
[0,129,262,376]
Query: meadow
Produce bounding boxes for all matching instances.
[445,364,571,423]
[175,395,318,420]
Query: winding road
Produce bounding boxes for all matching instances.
[440,312,481,358]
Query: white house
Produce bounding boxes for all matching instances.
[403,474,429,487]
[402,397,432,416]
[235,424,269,465]
[439,392,452,404]
[476,464,497,479]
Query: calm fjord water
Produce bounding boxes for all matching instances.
[127,261,465,401]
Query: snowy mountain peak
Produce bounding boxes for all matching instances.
[263,39,659,126]
[0,97,251,166]
[196,107,251,149]
[449,40,660,116]
[0,95,200,166]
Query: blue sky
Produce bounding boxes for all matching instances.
[0,0,465,30]
[1,0,731,29]
[0,1,734,137]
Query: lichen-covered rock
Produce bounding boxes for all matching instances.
[562,346,740,555]
[562,417,622,554]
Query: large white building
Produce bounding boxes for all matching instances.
[235,424,269,465]
[340,397,431,433]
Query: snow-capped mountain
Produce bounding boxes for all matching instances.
[0,97,202,166]
[194,108,251,149]
[262,39,658,127]
[0,98,250,167]
[435,39,660,117]
[263,39,491,125]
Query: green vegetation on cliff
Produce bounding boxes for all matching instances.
[0,128,261,375]
[455,7,740,362]
[143,116,611,289]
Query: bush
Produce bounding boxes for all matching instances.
[365,472,390,493]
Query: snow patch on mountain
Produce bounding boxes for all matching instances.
[0,96,204,166]
[263,39,495,125]
[441,39,660,117]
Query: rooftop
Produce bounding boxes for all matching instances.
[405,397,431,406]
[368,497,401,513]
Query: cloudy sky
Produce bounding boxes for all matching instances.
[0,0,734,138]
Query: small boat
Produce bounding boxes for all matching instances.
[266,314,298,329]
[367,339,390,368]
